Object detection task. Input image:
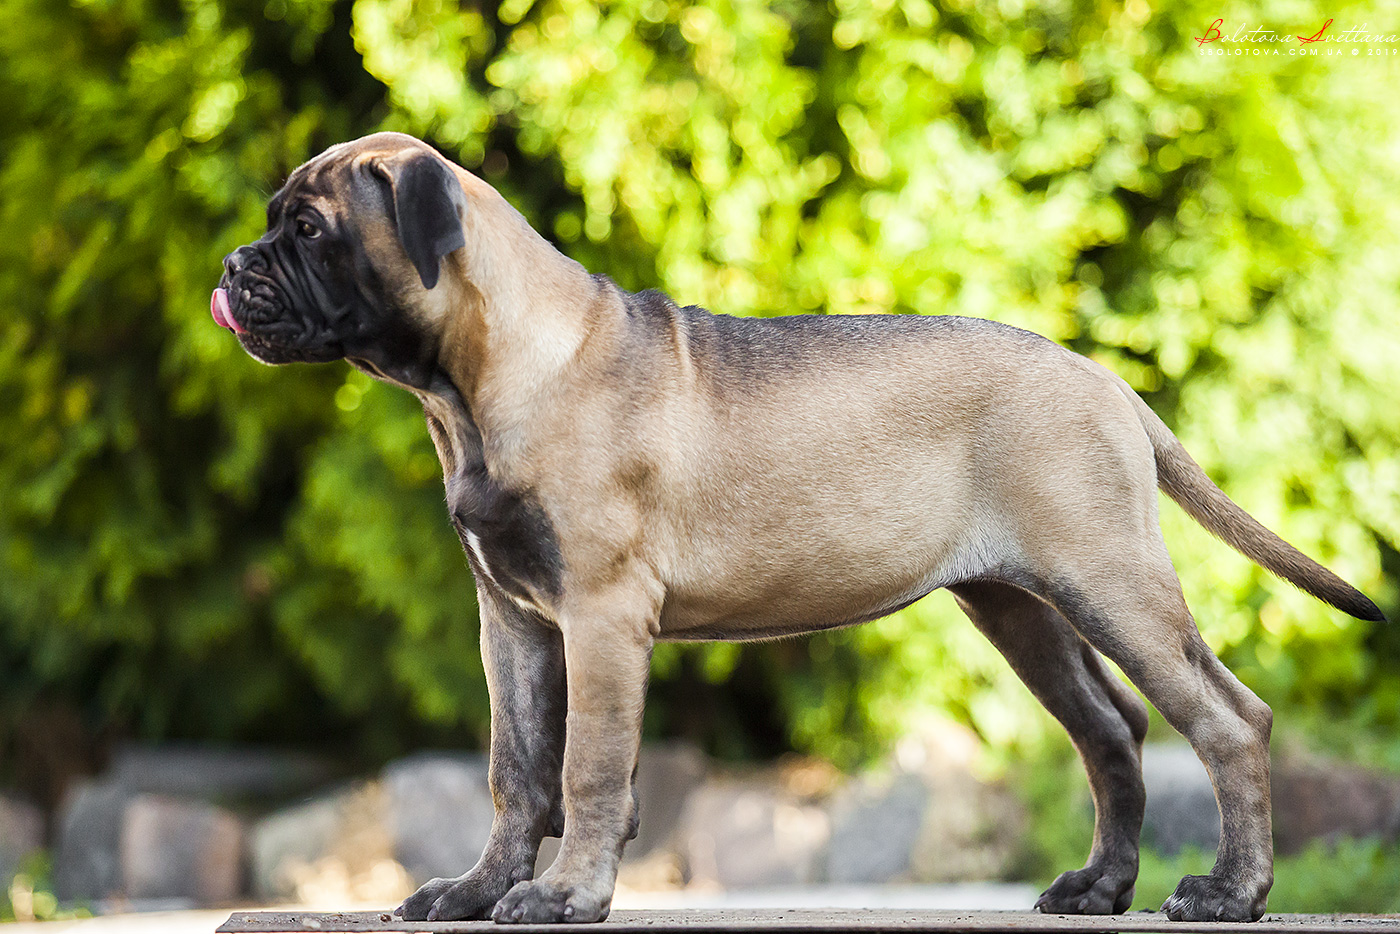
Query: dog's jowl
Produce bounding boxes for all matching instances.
[215,133,1385,924]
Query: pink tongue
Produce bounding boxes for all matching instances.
[210,288,246,333]
[211,288,230,327]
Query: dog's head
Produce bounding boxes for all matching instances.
[213,133,467,386]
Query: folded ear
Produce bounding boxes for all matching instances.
[381,152,467,290]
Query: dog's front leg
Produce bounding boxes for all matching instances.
[396,578,566,921]
[492,589,655,924]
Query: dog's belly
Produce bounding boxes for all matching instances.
[655,574,941,641]
[652,489,999,640]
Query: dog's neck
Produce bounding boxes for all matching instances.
[427,173,615,486]
[417,378,501,521]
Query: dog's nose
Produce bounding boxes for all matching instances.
[223,245,263,276]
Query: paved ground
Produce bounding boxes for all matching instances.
[217,909,1400,933]
[0,884,1038,934]
[2,909,236,934]
[6,887,1397,934]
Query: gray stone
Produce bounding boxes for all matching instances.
[629,742,707,861]
[878,721,1026,884]
[1117,744,1400,858]
[905,769,1024,884]
[119,794,244,904]
[53,779,131,901]
[50,745,336,903]
[110,744,334,801]
[0,795,43,885]
[382,753,494,884]
[249,782,395,900]
[673,727,1024,891]
[1142,743,1218,855]
[676,777,830,888]
[1272,755,1400,855]
[825,772,928,883]
[251,744,704,896]
[251,794,347,898]
[535,836,563,877]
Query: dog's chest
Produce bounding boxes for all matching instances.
[421,390,564,613]
[447,468,564,612]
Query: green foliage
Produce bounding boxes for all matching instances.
[1,853,87,922]
[1135,840,1400,915]
[0,0,485,765]
[2,0,1398,781]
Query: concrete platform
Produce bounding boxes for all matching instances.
[216,910,1400,934]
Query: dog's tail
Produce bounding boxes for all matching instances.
[1120,384,1385,622]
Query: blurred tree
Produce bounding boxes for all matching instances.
[1,0,1397,791]
[0,0,491,787]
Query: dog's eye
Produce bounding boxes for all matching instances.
[297,220,321,239]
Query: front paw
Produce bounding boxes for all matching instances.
[395,871,513,922]
[492,878,609,924]
[1035,863,1136,915]
[1162,873,1268,922]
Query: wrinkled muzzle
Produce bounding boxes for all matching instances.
[214,242,345,364]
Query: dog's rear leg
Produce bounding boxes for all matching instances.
[1046,555,1273,922]
[395,578,566,922]
[492,586,655,924]
[951,580,1147,914]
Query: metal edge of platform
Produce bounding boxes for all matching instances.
[216,909,1400,934]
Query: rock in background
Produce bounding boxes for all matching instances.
[53,779,133,903]
[676,770,832,888]
[382,753,494,884]
[26,735,1400,910]
[251,782,383,901]
[120,795,243,903]
[1141,743,1220,855]
[249,754,497,904]
[1135,743,1400,859]
[831,721,1024,885]
[675,721,1025,889]
[823,771,927,883]
[53,744,335,906]
[108,745,333,801]
[0,795,43,885]
[1272,755,1400,855]
[629,742,707,861]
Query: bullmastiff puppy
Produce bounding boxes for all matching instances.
[214,132,1384,924]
